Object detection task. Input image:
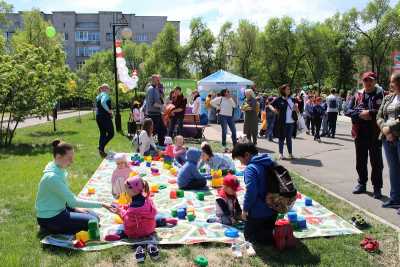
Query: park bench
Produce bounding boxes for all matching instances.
[182,113,206,141]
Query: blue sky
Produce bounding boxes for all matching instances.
[8,0,399,43]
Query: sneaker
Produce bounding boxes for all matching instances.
[243,242,256,256]
[231,243,242,258]
[382,200,400,208]
[98,150,107,158]
[147,244,160,261]
[135,246,146,263]
[373,188,382,199]
[352,184,366,194]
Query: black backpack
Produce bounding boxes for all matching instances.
[265,163,297,213]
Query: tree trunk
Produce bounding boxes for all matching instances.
[7,120,19,146]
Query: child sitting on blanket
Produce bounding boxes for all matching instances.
[216,174,242,225]
[111,154,132,198]
[173,135,186,165]
[199,142,235,171]
[138,118,159,156]
[177,148,207,190]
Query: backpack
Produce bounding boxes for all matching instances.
[265,163,297,213]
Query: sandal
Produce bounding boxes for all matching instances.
[351,214,369,229]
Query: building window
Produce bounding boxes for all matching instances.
[63,23,66,28]
[142,23,144,29]
[135,33,148,42]
[76,46,100,57]
[106,33,113,41]
[77,61,85,69]
[75,31,99,42]
[63,32,68,41]
[88,32,100,41]
[76,22,99,28]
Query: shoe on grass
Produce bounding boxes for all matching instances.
[135,246,146,263]
[382,200,400,208]
[352,184,366,194]
[147,244,160,261]
[243,242,256,256]
[231,243,242,258]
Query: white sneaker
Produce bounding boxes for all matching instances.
[231,243,242,258]
[243,242,256,257]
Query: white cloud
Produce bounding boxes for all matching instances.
[38,0,124,12]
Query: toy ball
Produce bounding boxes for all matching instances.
[224,228,239,238]
[194,256,208,267]
[46,26,56,38]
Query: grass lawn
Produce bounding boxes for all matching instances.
[0,112,398,267]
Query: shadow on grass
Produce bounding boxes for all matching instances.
[0,143,50,158]
[28,130,79,138]
[254,241,320,266]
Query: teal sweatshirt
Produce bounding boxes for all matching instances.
[35,161,102,218]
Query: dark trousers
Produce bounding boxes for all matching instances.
[37,208,99,235]
[327,112,338,137]
[148,114,167,146]
[180,179,207,190]
[96,115,114,152]
[305,116,315,135]
[355,136,383,189]
[244,214,277,245]
[313,117,322,139]
[278,123,295,154]
[168,116,184,137]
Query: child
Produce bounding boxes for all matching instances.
[163,136,174,158]
[312,97,325,142]
[216,174,242,225]
[173,135,186,164]
[137,118,158,156]
[118,176,159,262]
[199,142,235,171]
[177,148,207,190]
[111,154,132,198]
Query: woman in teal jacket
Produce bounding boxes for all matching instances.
[36,140,113,234]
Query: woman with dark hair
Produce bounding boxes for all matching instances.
[199,142,235,170]
[138,118,159,156]
[191,91,201,115]
[95,84,114,158]
[211,89,237,152]
[36,140,113,234]
[377,72,400,209]
[271,84,299,160]
[231,143,276,246]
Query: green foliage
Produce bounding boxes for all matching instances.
[0,0,12,24]
[215,22,234,70]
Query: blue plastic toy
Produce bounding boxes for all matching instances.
[235,170,244,176]
[224,228,239,238]
[177,208,186,219]
[287,211,298,222]
[146,162,151,168]
[305,197,313,206]
[297,216,307,229]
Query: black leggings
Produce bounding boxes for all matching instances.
[96,115,114,152]
[244,214,277,245]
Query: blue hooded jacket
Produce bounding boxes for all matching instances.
[243,153,276,219]
[177,148,205,188]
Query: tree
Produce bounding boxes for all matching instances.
[187,18,215,78]
[0,0,12,24]
[215,22,234,70]
[232,20,258,79]
[259,17,306,88]
[347,0,400,84]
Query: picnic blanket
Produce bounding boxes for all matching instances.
[41,153,362,251]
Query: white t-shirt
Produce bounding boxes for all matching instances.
[286,98,295,124]
[192,97,200,115]
[138,130,156,155]
[211,96,236,117]
[326,94,339,113]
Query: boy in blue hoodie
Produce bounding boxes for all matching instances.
[177,148,207,190]
[232,143,277,245]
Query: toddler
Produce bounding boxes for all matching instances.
[111,154,132,198]
[177,148,207,190]
[216,174,242,225]
[173,135,186,164]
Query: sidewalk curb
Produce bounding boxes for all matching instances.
[296,172,400,232]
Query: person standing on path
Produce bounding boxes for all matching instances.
[265,96,276,142]
[271,84,299,160]
[211,89,237,152]
[345,71,384,199]
[145,74,167,146]
[377,72,400,209]
[95,84,114,158]
[326,89,339,138]
[168,87,187,137]
[36,140,114,234]
[242,89,259,145]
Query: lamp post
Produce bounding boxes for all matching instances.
[111,15,130,132]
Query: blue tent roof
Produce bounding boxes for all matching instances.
[198,70,254,86]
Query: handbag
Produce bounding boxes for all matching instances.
[287,99,298,122]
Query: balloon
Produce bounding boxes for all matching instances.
[46,26,56,38]
[121,27,133,39]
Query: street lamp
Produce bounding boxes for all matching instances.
[112,14,132,132]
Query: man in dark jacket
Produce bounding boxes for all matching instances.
[168,87,187,137]
[345,71,384,199]
[232,143,277,245]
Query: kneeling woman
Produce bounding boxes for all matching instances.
[36,140,113,234]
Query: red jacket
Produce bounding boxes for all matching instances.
[119,197,157,239]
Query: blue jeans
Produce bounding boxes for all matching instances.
[219,115,237,147]
[37,207,99,235]
[279,123,295,155]
[383,139,400,202]
[266,113,276,140]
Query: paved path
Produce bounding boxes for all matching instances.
[204,116,400,227]
[2,110,92,129]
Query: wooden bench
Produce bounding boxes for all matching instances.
[182,113,206,141]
